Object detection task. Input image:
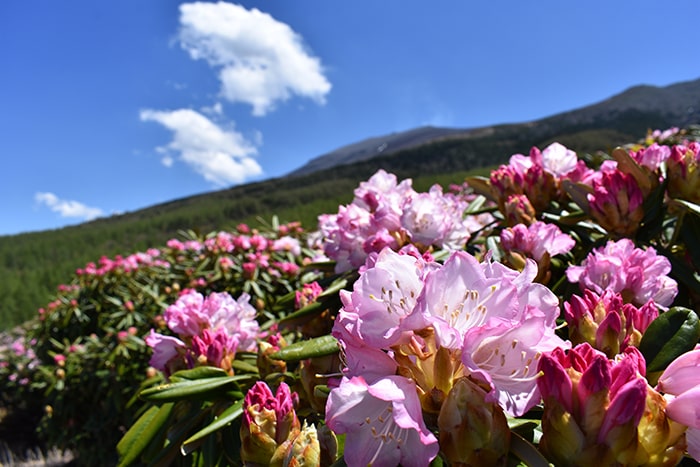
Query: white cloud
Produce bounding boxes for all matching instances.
[178,2,331,116]
[35,192,105,220]
[140,108,262,186]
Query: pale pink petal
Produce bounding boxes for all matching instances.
[687,427,700,462]
[657,348,700,395]
[325,375,439,467]
[145,330,186,372]
[665,386,700,428]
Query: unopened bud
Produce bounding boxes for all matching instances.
[437,376,510,466]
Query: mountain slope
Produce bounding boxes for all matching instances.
[289,77,700,176]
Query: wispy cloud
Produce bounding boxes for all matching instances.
[178,2,332,116]
[140,108,262,186]
[35,192,104,220]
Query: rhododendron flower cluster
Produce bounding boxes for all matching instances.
[567,238,678,308]
[587,168,645,237]
[325,246,569,464]
[500,220,575,283]
[75,248,170,276]
[489,142,592,215]
[318,169,474,272]
[564,289,658,357]
[146,289,259,376]
[537,343,687,465]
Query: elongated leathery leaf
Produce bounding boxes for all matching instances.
[181,399,244,455]
[117,402,173,467]
[639,307,700,375]
[269,334,339,361]
[139,375,249,402]
[169,366,229,381]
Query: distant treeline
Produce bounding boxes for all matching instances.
[0,111,675,329]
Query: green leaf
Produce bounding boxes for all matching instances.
[612,147,653,194]
[231,359,260,374]
[678,206,700,273]
[279,300,326,324]
[269,335,339,361]
[169,366,230,381]
[561,179,593,215]
[639,307,700,375]
[116,402,173,467]
[181,399,244,455]
[509,431,550,467]
[464,175,495,201]
[673,198,700,217]
[139,376,247,402]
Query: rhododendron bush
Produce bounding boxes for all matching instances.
[2,127,700,466]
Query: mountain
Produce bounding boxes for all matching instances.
[1,77,699,329]
[289,78,700,176]
[288,126,471,176]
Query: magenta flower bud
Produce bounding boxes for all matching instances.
[190,328,238,372]
[537,343,650,465]
[294,281,324,310]
[564,290,658,357]
[587,169,645,237]
[667,142,700,203]
[272,422,321,467]
[240,381,301,465]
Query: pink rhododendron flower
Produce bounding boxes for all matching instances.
[145,330,186,375]
[271,236,301,255]
[294,281,323,310]
[490,142,579,214]
[240,381,301,465]
[325,375,439,467]
[537,142,579,177]
[586,169,645,237]
[631,143,671,171]
[688,427,700,463]
[400,184,471,250]
[461,314,566,416]
[319,169,475,273]
[564,289,658,357]
[500,221,575,261]
[163,290,207,336]
[331,310,399,383]
[338,248,431,348]
[202,292,259,352]
[406,251,561,348]
[566,238,678,308]
[147,291,259,375]
[537,343,650,464]
[191,328,239,370]
[657,345,700,451]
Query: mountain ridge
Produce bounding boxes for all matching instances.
[288,77,700,177]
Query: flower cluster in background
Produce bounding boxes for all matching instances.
[146,289,259,376]
[318,169,483,273]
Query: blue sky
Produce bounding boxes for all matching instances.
[2,1,699,236]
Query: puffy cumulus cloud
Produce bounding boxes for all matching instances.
[35,192,105,220]
[178,2,331,116]
[140,108,262,186]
